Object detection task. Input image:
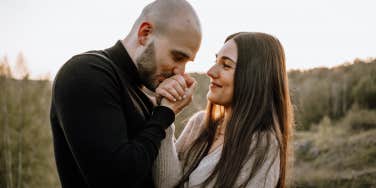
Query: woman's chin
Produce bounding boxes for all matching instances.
[207,93,232,107]
[207,94,220,105]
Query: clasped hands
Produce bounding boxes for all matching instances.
[156,74,197,114]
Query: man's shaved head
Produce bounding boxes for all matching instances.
[130,0,201,37]
[124,0,202,91]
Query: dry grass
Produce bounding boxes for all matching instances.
[293,110,376,188]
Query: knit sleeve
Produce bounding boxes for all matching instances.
[153,111,206,188]
[176,111,206,154]
[153,123,182,188]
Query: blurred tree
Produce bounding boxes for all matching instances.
[352,74,376,109]
[0,55,59,188]
[0,56,12,78]
[13,53,29,80]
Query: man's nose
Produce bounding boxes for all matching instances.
[173,63,186,75]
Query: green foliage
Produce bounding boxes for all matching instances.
[0,57,59,188]
[289,59,376,130]
[294,114,376,187]
[293,78,332,130]
[340,105,376,132]
[352,74,376,109]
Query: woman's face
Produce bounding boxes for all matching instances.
[207,39,238,107]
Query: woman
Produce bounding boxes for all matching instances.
[154,32,294,188]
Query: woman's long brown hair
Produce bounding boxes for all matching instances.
[175,32,294,188]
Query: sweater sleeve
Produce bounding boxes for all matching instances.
[153,111,205,188]
[52,55,175,187]
[176,111,206,154]
[153,124,182,188]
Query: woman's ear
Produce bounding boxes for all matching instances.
[137,22,153,46]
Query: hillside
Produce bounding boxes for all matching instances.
[1,58,375,187]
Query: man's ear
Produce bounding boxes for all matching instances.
[137,22,153,46]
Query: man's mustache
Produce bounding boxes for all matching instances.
[160,72,174,79]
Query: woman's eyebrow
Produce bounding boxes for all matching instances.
[215,54,235,63]
[221,56,235,63]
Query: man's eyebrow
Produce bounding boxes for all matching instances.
[171,50,190,59]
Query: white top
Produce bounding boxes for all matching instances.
[153,111,280,188]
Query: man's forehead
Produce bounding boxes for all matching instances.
[159,26,201,60]
[165,23,201,45]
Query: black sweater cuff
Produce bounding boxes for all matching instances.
[150,106,175,129]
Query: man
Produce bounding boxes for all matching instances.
[50,0,201,187]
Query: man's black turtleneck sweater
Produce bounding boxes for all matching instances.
[50,41,174,188]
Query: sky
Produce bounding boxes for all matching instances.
[1,0,375,79]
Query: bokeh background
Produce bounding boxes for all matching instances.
[1,0,375,187]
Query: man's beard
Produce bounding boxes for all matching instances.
[136,42,158,91]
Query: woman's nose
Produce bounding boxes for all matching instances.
[207,65,218,78]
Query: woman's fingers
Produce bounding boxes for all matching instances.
[158,77,197,114]
[157,77,186,100]
[172,75,187,91]
[156,74,196,103]
[156,88,176,102]
[167,86,182,100]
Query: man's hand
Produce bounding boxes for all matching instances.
[156,74,196,114]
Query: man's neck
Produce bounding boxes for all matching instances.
[121,37,138,68]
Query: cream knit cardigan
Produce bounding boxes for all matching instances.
[153,111,280,188]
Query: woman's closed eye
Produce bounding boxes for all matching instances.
[220,60,233,70]
[222,62,232,69]
[213,60,232,70]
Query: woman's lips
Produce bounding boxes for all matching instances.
[210,82,222,88]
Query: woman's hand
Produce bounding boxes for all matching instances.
[156,74,196,114]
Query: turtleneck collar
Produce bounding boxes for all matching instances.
[104,40,143,87]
